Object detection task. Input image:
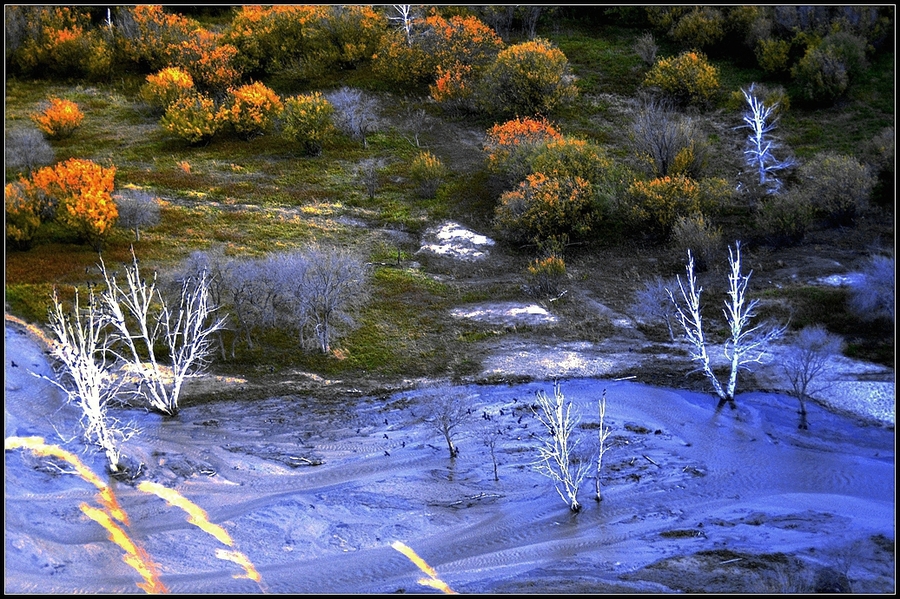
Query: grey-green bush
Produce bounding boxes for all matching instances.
[796,152,875,226]
[753,190,814,247]
[848,254,894,323]
[5,127,54,175]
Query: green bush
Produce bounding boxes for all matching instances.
[755,37,792,74]
[280,92,335,157]
[476,38,578,117]
[671,7,725,50]
[529,137,613,185]
[409,151,448,198]
[796,152,875,226]
[753,190,814,247]
[791,32,868,104]
[643,51,720,107]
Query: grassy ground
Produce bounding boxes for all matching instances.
[5,17,894,383]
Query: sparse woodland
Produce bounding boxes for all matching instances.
[5,6,895,485]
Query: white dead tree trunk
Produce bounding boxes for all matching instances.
[669,243,785,410]
[389,5,416,46]
[98,250,225,416]
[740,83,795,194]
[533,382,590,512]
[40,287,135,473]
[594,388,612,503]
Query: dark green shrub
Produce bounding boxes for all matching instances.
[671,7,725,50]
[753,190,814,247]
[796,152,875,226]
[791,32,868,103]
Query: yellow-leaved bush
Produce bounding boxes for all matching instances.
[494,172,598,245]
[281,92,335,156]
[643,51,720,107]
[5,182,42,249]
[625,174,728,238]
[24,158,117,249]
[31,97,84,139]
[140,66,195,113]
[160,92,222,145]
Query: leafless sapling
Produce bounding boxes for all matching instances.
[479,420,503,481]
[668,242,785,410]
[327,87,380,148]
[633,275,678,341]
[423,390,469,458]
[594,388,612,503]
[114,189,161,242]
[739,83,795,195]
[781,325,844,430]
[533,381,590,512]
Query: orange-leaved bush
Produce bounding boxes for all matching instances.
[643,51,720,107]
[221,81,283,139]
[27,158,118,249]
[281,92,335,156]
[31,97,84,139]
[160,92,223,145]
[5,181,42,250]
[484,116,562,184]
[477,38,578,117]
[494,172,598,245]
[140,66,195,113]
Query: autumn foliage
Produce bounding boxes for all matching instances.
[221,81,284,139]
[643,51,721,107]
[625,174,728,238]
[16,158,118,249]
[160,93,223,145]
[494,172,598,245]
[140,66,195,113]
[483,117,562,184]
[31,97,85,139]
[281,92,336,156]
[477,38,578,117]
[5,182,42,250]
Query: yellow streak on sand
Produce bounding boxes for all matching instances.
[391,541,457,594]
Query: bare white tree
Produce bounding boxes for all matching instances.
[40,286,136,472]
[669,243,786,410]
[98,249,226,416]
[740,83,795,194]
[533,382,590,512]
[594,388,612,503]
[388,5,417,46]
[781,325,844,430]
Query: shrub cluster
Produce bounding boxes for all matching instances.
[643,51,720,107]
[31,97,85,139]
[10,158,118,250]
[280,92,336,156]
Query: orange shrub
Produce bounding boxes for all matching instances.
[429,62,474,110]
[114,5,197,71]
[140,67,195,113]
[160,93,223,145]
[494,172,598,245]
[31,97,84,139]
[483,117,562,183]
[7,6,95,78]
[221,82,283,139]
[176,29,242,94]
[28,158,118,249]
[5,182,42,250]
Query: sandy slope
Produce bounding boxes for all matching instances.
[4,317,896,594]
